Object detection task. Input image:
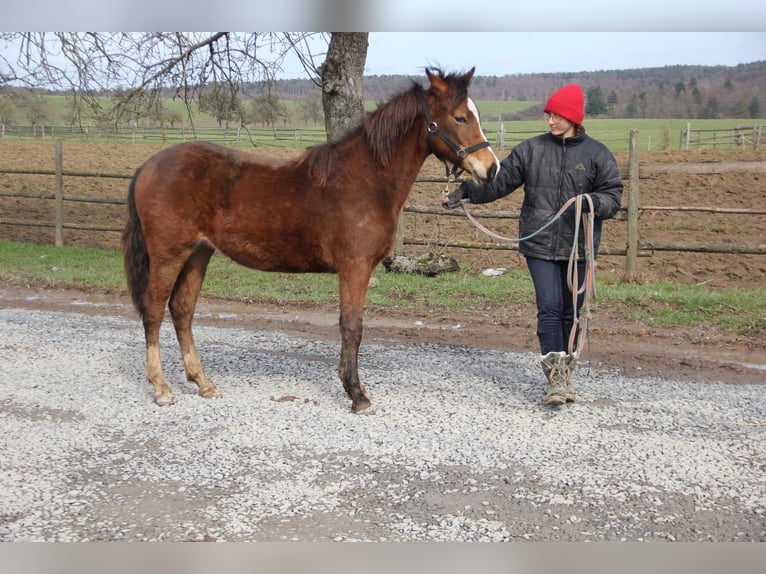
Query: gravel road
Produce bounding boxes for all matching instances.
[0,294,764,542]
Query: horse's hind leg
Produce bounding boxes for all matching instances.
[169,243,221,399]
[143,260,189,406]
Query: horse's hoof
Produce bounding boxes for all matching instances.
[199,387,222,399]
[154,392,177,406]
[351,397,372,413]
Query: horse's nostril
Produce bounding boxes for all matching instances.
[487,163,497,180]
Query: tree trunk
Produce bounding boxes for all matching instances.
[319,33,369,141]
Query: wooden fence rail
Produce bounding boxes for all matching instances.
[681,123,762,150]
[1,137,765,278]
[0,124,331,148]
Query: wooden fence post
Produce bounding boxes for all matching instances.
[394,212,405,255]
[625,129,640,278]
[54,141,64,246]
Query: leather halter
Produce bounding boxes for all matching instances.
[421,89,491,180]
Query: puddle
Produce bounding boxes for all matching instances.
[71,299,128,309]
[195,312,240,320]
[732,361,766,372]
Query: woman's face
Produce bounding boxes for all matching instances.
[546,112,576,139]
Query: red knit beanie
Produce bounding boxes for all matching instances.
[544,84,585,126]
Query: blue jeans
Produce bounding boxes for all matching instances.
[525,256,586,355]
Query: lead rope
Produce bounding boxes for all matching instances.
[459,194,597,358]
[565,195,596,359]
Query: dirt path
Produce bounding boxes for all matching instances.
[1,284,763,388]
[2,298,764,542]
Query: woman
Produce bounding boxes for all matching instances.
[442,84,624,406]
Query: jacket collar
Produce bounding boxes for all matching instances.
[547,127,586,146]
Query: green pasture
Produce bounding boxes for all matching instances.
[0,238,764,337]
[36,95,540,127]
[4,95,762,153]
[479,116,763,152]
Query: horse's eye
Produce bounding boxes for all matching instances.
[455,116,467,124]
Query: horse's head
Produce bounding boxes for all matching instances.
[424,67,500,183]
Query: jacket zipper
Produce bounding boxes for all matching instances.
[552,138,568,259]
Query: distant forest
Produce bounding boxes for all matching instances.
[273,61,766,120]
[1,61,763,128]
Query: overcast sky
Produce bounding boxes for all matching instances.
[307,32,766,79]
[3,2,764,81]
[5,0,766,32]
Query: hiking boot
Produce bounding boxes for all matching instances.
[563,354,577,402]
[540,351,568,406]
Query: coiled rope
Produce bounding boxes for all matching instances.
[459,194,597,358]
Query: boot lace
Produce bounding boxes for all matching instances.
[548,363,567,388]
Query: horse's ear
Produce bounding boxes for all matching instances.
[425,66,441,81]
[464,67,476,83]
[426,67,447,94]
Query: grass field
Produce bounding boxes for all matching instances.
[4,95,763,153]
[1,239,764,335]
[488,117,764,151]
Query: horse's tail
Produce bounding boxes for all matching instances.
[121,168,149,319]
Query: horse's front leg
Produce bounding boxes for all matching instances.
[337,268,372,413]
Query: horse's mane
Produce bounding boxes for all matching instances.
[299,68,471,186]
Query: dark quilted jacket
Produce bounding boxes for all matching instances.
[466,129,624,261]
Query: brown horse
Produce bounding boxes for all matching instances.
[122,67,499,412]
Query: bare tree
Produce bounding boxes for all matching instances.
[249,90,287,129]
[0,94,15,125]
[16,90,50,127]
[299,92,324,126]
[0,32,369,141]
[198,82,244,128]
